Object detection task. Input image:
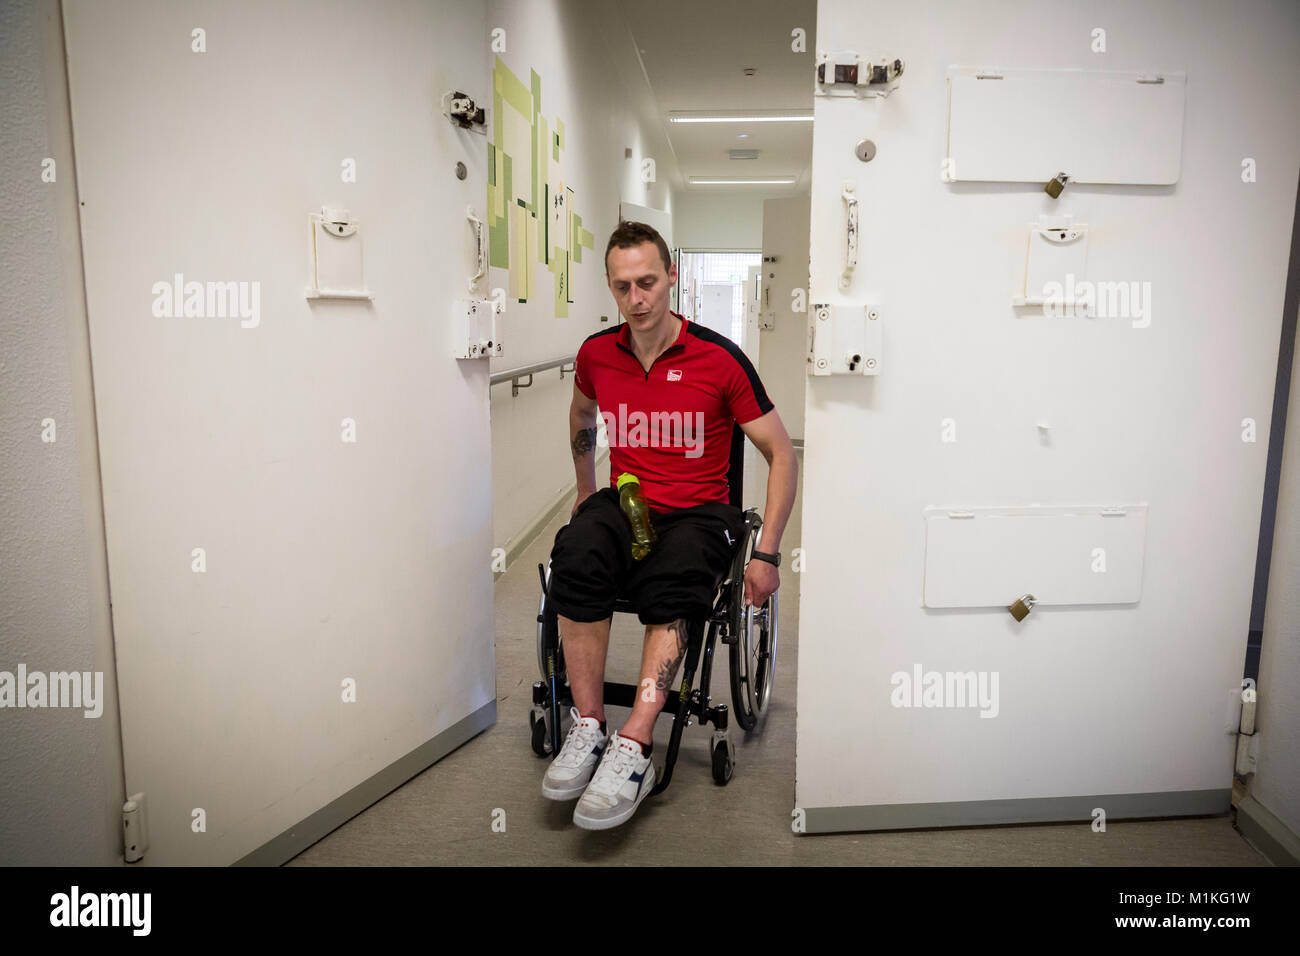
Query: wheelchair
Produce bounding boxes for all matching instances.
[529,424,778,793]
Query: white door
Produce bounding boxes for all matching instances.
[798,0,1299,831]
[741,265,767,512]
[743,264,763,364]
[699,282,736,340]
[63,0,495,864]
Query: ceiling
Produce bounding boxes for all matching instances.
[614,0,818,197]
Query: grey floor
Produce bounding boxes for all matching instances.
[289,456,1268,866]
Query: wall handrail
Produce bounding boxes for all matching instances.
[490,356,576,397]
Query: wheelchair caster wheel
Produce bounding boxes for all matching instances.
[529,707,551,757]
[710,733,734,785]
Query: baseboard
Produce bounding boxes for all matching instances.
[1232,793,1300,865]
[235,699,497,866]
[799,788,1232,834]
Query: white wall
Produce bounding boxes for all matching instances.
[0,0,125,866]
[55,0,496,864]
[799,0,1300,830]
[672,191,766,250]
[487,0,677,560]
[761,196,811,441]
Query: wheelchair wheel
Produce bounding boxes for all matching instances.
[729,588,778,731]
[536,564,567,683]
[536,565,552,681]
[533,563,568,758]
[529,708,550,757]
[710,733,735,785]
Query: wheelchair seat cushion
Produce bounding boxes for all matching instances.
[547,487,745,627]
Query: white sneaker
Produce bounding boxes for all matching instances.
[572,731,656,830]
[541,707,608,800]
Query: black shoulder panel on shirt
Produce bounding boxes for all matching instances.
[582,325,622,345]
[685,322,775,414]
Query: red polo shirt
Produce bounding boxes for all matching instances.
[573,311,775,513]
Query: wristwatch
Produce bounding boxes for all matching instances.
[750,549,781,568]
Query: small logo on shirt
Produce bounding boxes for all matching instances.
[666,369,682,381]
[723,529,734,546]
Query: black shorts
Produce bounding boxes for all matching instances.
[546,487,746,626]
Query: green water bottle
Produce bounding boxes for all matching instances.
[617,472,658,560]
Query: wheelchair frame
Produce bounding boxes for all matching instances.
[530,455,779,793]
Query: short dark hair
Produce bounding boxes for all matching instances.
[604,221,673,276]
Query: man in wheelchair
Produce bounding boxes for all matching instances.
[540,221,798,829]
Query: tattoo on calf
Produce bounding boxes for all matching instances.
[655,618,689,695]
[571,426,597,457]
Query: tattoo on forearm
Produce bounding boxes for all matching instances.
[571,426,597,457]
[655,618,689,694]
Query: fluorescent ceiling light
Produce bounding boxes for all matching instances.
[669,111,813,124]
[689,177,796,185]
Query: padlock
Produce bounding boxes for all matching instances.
[1044,172,1069,198]
[1008,594,1037,621]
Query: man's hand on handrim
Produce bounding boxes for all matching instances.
[743,558,779,608]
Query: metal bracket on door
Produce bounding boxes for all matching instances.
[840,182,858,290]
[466,205,487,294]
